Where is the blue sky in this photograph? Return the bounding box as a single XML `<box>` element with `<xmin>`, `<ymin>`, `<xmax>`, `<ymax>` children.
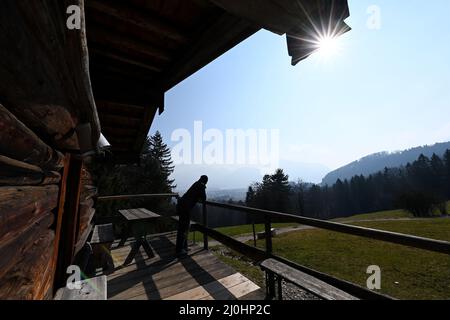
<box><xmin>150</xmin><ymin>0</ymin><xmax>450</xmax><ymax>181</ymax></box>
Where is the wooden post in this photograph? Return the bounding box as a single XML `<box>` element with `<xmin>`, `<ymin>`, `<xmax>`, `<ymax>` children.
<box><xmin>264</xmin><ymin>214</ymin><xmax>275</xmax><ymax>297</ymax></box>
<box><xmin>54</xmin><ymin>155</ymin><xmax>83</xmax><ymax>289</ymax></box>
<box><xmin>264</xmin><ymin>215</ymin><xmax>272</xmax><ymax>255</ymax></box>
<box><xmin>202</xmin><ymin>202</ymin><xmax>208</xmax><ymax>250</ymax></box>
<box><xmin>49</xmin><ymin>154</ymin><xmax>71</xmax><ymax>295</ymax></box>
<box><xmin>252</xmin><ymin>222</ymin><xmax>256</xmax><ymax>247</ymax></box>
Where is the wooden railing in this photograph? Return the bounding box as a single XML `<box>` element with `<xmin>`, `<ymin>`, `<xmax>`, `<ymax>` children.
<box><xmin>94</xmin><ymin>194</ymin><xmax>450</xmax><ymax>299</ymax></box>
<box><xmin>191</xmin><ymin>200</ymin><xmax>450</xmax><ymax>300</ymax></box>
<box><xmin>97</xmin><ymin>193</ymin><xmax>179</xmax><ymax>202</ymax></box>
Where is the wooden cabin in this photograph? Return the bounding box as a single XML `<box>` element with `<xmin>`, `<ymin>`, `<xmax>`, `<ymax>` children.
<box><xmin>0</xmin><ymin>0</ymin><xmax>350</xmax><ymax>299</ymax></box>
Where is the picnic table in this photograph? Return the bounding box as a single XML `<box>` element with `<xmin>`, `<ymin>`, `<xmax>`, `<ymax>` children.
<box><xmin>119</xmin><ymin>208</ymin><xmax>160</xmax><ymax>265</ymax></box>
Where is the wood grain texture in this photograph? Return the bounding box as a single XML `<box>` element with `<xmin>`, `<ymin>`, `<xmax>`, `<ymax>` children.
<box><xmin>0</xmin><ymin>155</ymin><xmax>62</xmax><ymax>186</ymax></box>
<box><xmin>105</xmin><ymin>232</ymin><xmax>262</xmax><ymax>300</ymax></box>
<box><xmin>0</xmin><ymin>213</ymin><xmax>54</xmax><ymax>280</ymax></box>
<box><xmin>0</xmin><ymin>105</ymin><xmax>63</xmax><ymax>170</ymax></box>
<box><xmin>261</xmin><ymin>259</ymin><xmax>358</xmax><ymax>300</ymax></box>
<box><xmin>0</xmin><ymin>230</ymin><xmax>55</xmax><ymax>300</ymax></box>
<box><xmin>119</xmin><ymin>208</ymin><xmax>160</xmax><ymax>221</ymax></box>
<box><xmin>0</xmin><ymin>185</ymin><xmax>58</xmax><ymax>245</ymax></box>
<box><xmin>0</xmin><ymin>0</ymin><xmax>100</xmax><ymax>151</ymax></box>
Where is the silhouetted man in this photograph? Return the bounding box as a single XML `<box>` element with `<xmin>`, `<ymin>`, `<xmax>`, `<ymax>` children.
<box><xmin>175</xmin><ymin>175</ymin><xmax>208</xmax><ymax>255</ymax></box>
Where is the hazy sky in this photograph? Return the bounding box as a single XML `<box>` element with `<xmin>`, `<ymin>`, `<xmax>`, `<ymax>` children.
<box><xmin>150</xmin><ymin>0</ymin><xmax>450</xmax><ymax>173</ymax></box>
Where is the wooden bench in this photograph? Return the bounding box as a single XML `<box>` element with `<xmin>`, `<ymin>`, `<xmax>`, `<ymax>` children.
<box><xmin>54</xmin><ymin>275</ymin><xmax>107</xmax><ymax>300</ymax></box>
<box><xmin>90</xmin><ymin>223</ymin><xmax>115</xmax><ymax>271</ymax></box>
<box><xmin>260</xmin><ymin>259</ymin><xmax>358</xmax><ymax>300</ymax></box>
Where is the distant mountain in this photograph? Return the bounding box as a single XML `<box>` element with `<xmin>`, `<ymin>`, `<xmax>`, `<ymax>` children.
<box><xmin>207</xmin><ymin>188</ymin><xmax>248</xmax><ymax>202</ymax></box>
<box><xmin>173</xmin><ymin>161</ymin><xmax>329</xmax><ymax>193</ymax></box>
<box><xmin>321</xmin><ymin>141</ymin><xmax>450</xmax><ymax>186</ymax></box>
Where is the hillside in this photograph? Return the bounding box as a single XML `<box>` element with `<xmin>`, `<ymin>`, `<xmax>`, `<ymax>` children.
<box><xmin>321</xmin><ymin>141</ymin><xmax>450</xmax><ymax>185</ymax></box>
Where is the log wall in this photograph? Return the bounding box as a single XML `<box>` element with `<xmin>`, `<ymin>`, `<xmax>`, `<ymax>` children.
<box><xmin>0</xmin><ymin>1</ymin><xmax>100</xmax><ymax>299</ymax></box>
<box><xmin>0</xmin><ymin>102</ymin><xmax>85</xmax><ymax>299</ymax></box>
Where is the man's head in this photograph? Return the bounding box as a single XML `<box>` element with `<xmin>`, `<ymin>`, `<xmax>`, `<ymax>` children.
<box><xmin>199</xmin><ymin>175</ymin><xmax>208</xmax><ymax>185</ymax></box>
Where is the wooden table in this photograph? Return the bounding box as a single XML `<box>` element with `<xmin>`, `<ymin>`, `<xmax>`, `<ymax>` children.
<box><xmin>119</xmin><ymin>208</ymin><xmax>160</xmax><ymax>265</ymax></box>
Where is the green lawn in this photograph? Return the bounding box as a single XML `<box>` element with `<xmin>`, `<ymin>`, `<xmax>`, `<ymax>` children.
<box><xmin>251</xmin><ymin>218</ymin><xmax>450</xmax><ymax>300</ymax></box>
<box><xmin>335</xmin><ymin>201</ymin><xmax>450</xmax><ymax>223</ymax></box>
<box><xmin>189</xmin><ymin>222</ymin><xmax>298</xmax><ymax>241</ymax></box>
<box><xmin>207</xmin><ymin>205</ymin><xmax>450</xmax><ymax>299</ymax></box>
<box><xmin>333</xmin><ymin>209</ymin><xmax>414</xmax><ymax>222</ymax></box>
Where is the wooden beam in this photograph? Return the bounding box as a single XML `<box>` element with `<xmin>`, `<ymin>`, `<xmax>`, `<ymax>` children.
<box><xmin>0</xmin><ymin>185</ymin><xmax>58</xmax><ymax>246</ymax></box>
<box><xmin>96</xmin><ymin>100</ymin><xmax>145</xmax><ymax>118</ymax></box>
<box><xmin>91</xmin><ymin>58</ymin><xmax>155</xmax><ymax>82</ymax></box>
<box><xmin>55</xmin><ymin>156</ymin><xmax>83</xmax><ymax>289</ymax></box>
<box><xmin>0</xmin><ymin>104</ymin><xmax>64</xmax><ymax>170</ymax></box>
<box><xmin>133</xmin><ymin>104</ymin><xmax>159</xmax><ymax>153</ymax></box>
<box><xmin>100</xmin><ymin>114</ymin><xmax>142</xmax><ymax>128</ymax></box>
<box><xmin>163</xmin><ymin>13</ymin><xmax>259</xmax><ymax>91</ymax></box>
<box><xmin>51</xmin><ymin>154</ymin><xmax>70</xmax><ymax>295</ymax></box>
<box><xmin>88</xmin><ymin>25</ymin><xmax>172</xmax><ymax>63</ymax></box>
<box><xmin>97</xmin><ymin>193</ymin><xmax>179</xmax><ymax>202</ymax></box>
<box><xmin>89</xmin><ymin>46</ymin><xmax>163</xmax><ymax>73</ymax></box>
<box><xmin>86</xmin><ymin>0</ymin><xmax>189</xmax><ymax>44</ymax></box>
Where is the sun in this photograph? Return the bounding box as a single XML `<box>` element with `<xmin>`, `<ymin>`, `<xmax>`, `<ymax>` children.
<box><xmin>315</xmin><ymin>35</ymin><xmax>340</xmax><ymax>58</ymax></box>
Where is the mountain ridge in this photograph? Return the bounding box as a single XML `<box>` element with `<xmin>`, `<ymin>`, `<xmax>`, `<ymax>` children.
<box><xmin>321</xmin><ymin>141</ymin><xmax>450</xmax><ymax>186</ymax></box>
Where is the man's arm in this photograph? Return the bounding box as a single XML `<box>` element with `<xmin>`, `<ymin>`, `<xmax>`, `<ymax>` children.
<box><xmin>199</xmin><ymin>184</ymin><xmax>206</xmax><ymax>203</ymax></box>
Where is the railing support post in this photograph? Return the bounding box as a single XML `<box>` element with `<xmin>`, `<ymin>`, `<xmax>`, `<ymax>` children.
<box><xmin>264</xmin><ymin>215</ymin><xmax>275</xmax><ymax>297</ymax></box>
<box><xmin>202</xmin><ymin>202</ymin><xmax>208</xmax><ymax>250</ymax></box>
<box><xmin>264</xmin><ymin>215</ymin><xmax>272</xmax><ymax>255</ymax></box>
<box><xmin>252</xmin><ymin>222</ymin><xmax>257</xmax><ymax>247</ymax></box>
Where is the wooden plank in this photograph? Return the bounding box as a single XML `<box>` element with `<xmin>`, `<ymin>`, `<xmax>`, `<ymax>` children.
<box><xmin>55</xmin><ymin>156</ymin><xmax>83</xmax><ymax>288</ymax></box>
<box><xmin>50</xmin><ymin>153</ymin><xmax>70</xmax><ymax>296</ymax></box>
<box><xmin>88</xmin><ymin>25</ymin><xmax>171</xmax><ymax>63</ymax></box>
<box><xmin>0</xmin><ymin>185</ymin><xmax>58</xmax><ymax>245</ymax></box>
<box><xmin>117</xmin><ymin>264</ymin><xmax>234</xmax><ymax>300</ymax></box>
<box><xmin>90</xmin><ymin>47</ymin><xmax>163</xmax><ymax>73</ymax></box>
<box><xmin>98</xmin><ymin>193</ymin><xmax>178</xmax><ymax>202</ymax></box>
<box><xmin>261</xmin><ymin>259</ymin><xmax>357</xmax><ymax>300</ymax></box>
<box><xmin>119</xmin><ymin>208</ymin><xmax>160</xmax><ymax>221</ymax></box>
<box><xmin>108</xmin><ymin>251</ymin><xmax>235</xmax><ymax>299</ymax></box>
<box><xmin>164</xmin><ymin>273</ymin><xmax>258</xmax><ymax>300</ymax></box>
<box><xmin>86</xmin><ymin>0</ymin><xmax>188</xmax><ymax>43</ymax></box>
<box><xmin>162</xmin><ymin>13</ymin><xmax>259</xmax><ymax>91</ymax></box>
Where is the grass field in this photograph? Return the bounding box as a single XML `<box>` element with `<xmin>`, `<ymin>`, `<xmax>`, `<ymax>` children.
<box><xmin>333</xmin><ymin>209</ymin><xmax>414</xmax><ymax>222</ymax></box>
<box><xmin>210</xmin><ymin>206</ymin><xmax>450</xmax><ymax>300</ymax></box>
<box><xmin>253</xmin><ymin>218</ymin><xmax>450</xmax><ymax>300</ymax></box>
<box><xmin>189</xmin><ymin>222</ymin><xmax>298</xmax><ymax>241</ymax></box>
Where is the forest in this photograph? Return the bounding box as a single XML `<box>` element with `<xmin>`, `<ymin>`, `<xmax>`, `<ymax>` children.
<box><xmin>246</xmin><ymin>151</ymin><xmax>450</xmax><ymax>219</ymax></box>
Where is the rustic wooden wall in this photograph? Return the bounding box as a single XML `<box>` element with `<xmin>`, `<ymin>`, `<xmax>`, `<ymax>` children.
<box><xmin>0</xmin><ymin>0</ymin><xmax>101</xmax><ymax>299</ymax></box>
<box><xmin>0</xmin><ymin>105</ymin><xmax>64</xmax><ymax>299</ymax></box>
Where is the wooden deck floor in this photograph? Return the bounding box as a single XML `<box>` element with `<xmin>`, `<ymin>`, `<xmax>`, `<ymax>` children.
<box><xmin>99</xmin><ymin>232</ymin><xmax>265</xmax><ymax>300</ymax></box>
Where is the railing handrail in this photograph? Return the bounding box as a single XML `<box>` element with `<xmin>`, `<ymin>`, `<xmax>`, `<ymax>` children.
<box><xmin>205</xmin><ymin>200</ymin><xmax>450</xmax><ymax>255</ymax></box>
<box><xmin>97</xmin><ymin>193</ymin><xmax>179</xmax><ymax>202</ymax></box>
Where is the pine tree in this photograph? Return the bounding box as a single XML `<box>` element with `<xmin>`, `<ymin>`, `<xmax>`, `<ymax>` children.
<box><xmin>245</xmin><ymin>186</ymin><xmax>255</xmax><ymax>206</ymax></box>
<box><xmin>444</xmin><ymin>149</ymin><xmax>450</xmax><ymax>199</ymax></box>
<box><xmin>149</xmin><ymin>131</ymin><xmax>175</xmax><ymax>191</ymax></box>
